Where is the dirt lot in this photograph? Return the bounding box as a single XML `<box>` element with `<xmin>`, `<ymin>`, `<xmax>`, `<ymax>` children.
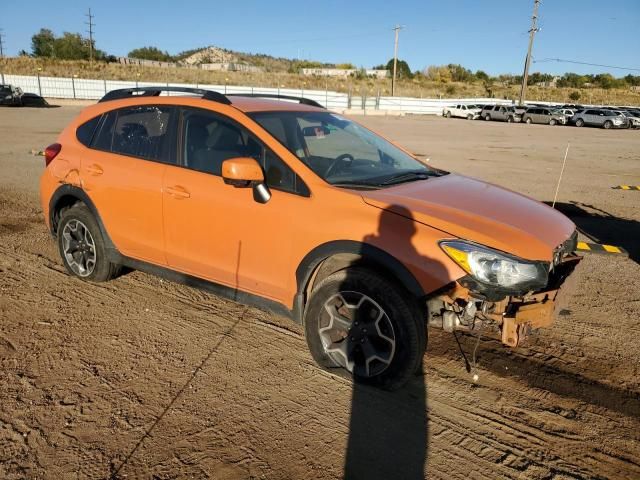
<box><xmin>1</xmin><ymin>105</ymin><xmax>639</xmax><ymax>480</ymax></box>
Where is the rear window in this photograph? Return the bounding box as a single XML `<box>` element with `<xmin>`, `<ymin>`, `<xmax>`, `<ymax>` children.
<box><xmin>76</xmin><ymin>115</ymin><xmax>102</xmax><ymax>147</ymax></box>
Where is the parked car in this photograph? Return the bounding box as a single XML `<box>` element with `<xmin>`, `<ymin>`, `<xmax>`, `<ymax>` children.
<box><xmin>571</xmin><ymin>109</ymin><xmax>626</xmax><ymax>129</ymax></box>
<box><xmin>619</xmin><ymin>110</ymin><xmax>640</xmax><ymax>129</ymax></box>
<box><xmin>480</xmin><ymin>104</ymin><xmax>521</xmax><ymax>123</ymax></box>
<box><xmin>521</xmin><ymin>107</ymin><xmax>567</xmax><ymax>126</ymax></box>
<box><xmin>556</xmin><ymin>108</ymin><xmax>575</xmax><ymax>117</ymax></box>
<box><xmin>442</xmin><ymin>104</ymin><xmax>482</xmax><ymax>120</ymax></box>
<box><xmin>0</xmin><ymin>84</ymin><xmax>49</xmax><ymax>107</ymax></box>
<box><xmin>39</xmin><ymin>87</ymin><xmax>581</xmax><ymax>390</ymax></box>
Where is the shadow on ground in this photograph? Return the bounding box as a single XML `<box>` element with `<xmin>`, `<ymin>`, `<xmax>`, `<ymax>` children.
<box><xmin>545</xmin><ymin>201</ymin><xmax>640</xmax><ymax>264</ymax></box>
<box><xmin>429</xmin><ymin>331</ymin><xmax>640</xmax><ymax>419</ymax></box>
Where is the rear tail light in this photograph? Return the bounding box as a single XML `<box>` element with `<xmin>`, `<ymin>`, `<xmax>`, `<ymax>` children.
<box><xmin>44</xmin><ymin>143</ymin><xmax>61</xmax><ymax>167</ymax></box>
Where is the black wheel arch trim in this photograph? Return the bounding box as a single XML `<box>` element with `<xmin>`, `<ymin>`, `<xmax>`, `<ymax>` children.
<box><xmin>293</xmin><ymin>240</ymin><xmax>425</xmax><ymax>323</ymax></box>
<box><xmin>48</xmin><ymin>184</ymin><xmax>118</xmax><ymax>254</ymax></box>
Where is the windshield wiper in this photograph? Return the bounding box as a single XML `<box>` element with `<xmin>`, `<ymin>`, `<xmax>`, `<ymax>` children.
<box><xmin>330</xmin><ymin>180</ymin><xmax>383</xmax><ymax>189</ymax></box>
<box><xmin>381</xmin><ymin>170</ymin><xmax>434</xmax><ymax>186</ymax></box>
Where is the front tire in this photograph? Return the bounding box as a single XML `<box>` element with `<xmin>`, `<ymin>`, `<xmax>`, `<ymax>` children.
<box><xmin>575</xmin><ymin>118</ymin><xmax>585</xmax><ymax>127</ymax></box>
<box><xmin>525</xmin><ymin>117</ymin><xmax>532</xmax><ymax>124</ymax></box>
<box><xmin>467</xmin><ymin>114</ymin><xmax>474</xmax><ymax>120</ymax></box>
<box><xmin>304</xmin><ymin>268</ymin><xmax>425</xmax><ymax>390</ymax></box>
<box><xmin>603</xmin><ymin>120</ymin><xmax>613</xmax><ymax>129</ymax></box>
<box><xmin>549</xmin><ymin>118</ymin><xmax>557</xmax><ymax>126</ymax></box>
<box><xmin>484</xmin><ymin>114</ymin><xmax>491</xmax><ymax>121</ymax></box>
<box><xmin>446</xmin><ymin>111</ymin><xmax>452</xmax><ymax>118</ymax></box>
<box><xmin>57</xmin><ymin>204</ymin><xmax>121</xmax><ymax>282</ymax></box>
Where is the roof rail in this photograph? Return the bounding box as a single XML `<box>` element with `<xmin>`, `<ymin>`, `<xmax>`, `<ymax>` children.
<box><xmin>99</xmin><ymin>86</ymin><xmax>231</xmax><ymax>104</ymax></box>
<box><xmin>226</xmin><ymin>93</ymin><xmax>325</xmax><ymax>109</ymax></box>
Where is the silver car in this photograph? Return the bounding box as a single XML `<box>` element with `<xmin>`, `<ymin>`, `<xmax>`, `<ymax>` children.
<box><xmin>480</xmin><ymin>105</ymin><xmax>521</xmax><ymax>123</ymax></box>
<box><xmin>522</xmin><ymin>107</ymin><xmax>567</xmax><ymax>126</ymax></box>
<box><xmin>571</xmin><ymin>109</ymin><xmax>626</xmax><ymax>129</ymax></box>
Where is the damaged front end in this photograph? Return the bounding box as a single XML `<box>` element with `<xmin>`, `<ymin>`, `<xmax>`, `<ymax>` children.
<box><xmin>430</xmin><ymin>235</ymin><xmax>581</xmax><ymax>348</ymax></box>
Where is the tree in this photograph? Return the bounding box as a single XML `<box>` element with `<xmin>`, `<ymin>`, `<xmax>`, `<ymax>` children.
<box><xmin>128</xmin><ymin>46</ymin><xmax>174</xmax><ymax>62</ymax></box>
<box><xmin>475</xmin><ymin>70</ymin><xmax>489</xmax><ymax>82</ymax></box>
<box><xmin>385</xmin><ymin>59</ymin><xmax>412</xmax><ymax>79</ymax></box>
<box><xmin>423</xmin><ymin>65</ymin><xmax>452</xmax><ymax>83</ymax></box>
<box><xmin>447</xmin><ymin>64</ymin><xmax>474</xmax><ymax>82</ymax></box>
<box><xmin>31</xmin><ymin>28</ymin><xmax>55</xmax><ymax>57</ymax></box>
<box><xmin>623</xmin><ymin>74</ymin><xmax>640</xmax><ymax>86</ymax></box>
<box><xmin>30</xmin><ymin>28</ymin><xmax>105</xmax><ymax>60</ymax></box>
<box><xmin>528</xmin><ymin>72</ymin><xmax>554</xmax><ymax>84</ymax></box>
<box><xmin>54</xmin><ymin>32</ymin><xmax>89</xmax><ymax>60</ymax></box>
<box><xmin>569</xmin><ymin>91</ymin><xmax>581</xmax><ymax>102</ymax></box>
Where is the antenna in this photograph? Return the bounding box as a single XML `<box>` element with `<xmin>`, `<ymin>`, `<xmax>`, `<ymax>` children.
<box><xmin>552</xmin><ymin>142</ymin><xmax>571</xmax><ymax>208</ymax></box>
<box><xmin>85</xmin><ymin>8</ymin><xmax>95</xmax><ymax>63</ymax></box>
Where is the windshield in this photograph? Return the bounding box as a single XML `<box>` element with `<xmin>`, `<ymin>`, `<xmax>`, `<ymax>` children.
<box><xmin>249</xmin><ymin>111</ymin><xmax>441</xmax><ymax>187</ymax></box>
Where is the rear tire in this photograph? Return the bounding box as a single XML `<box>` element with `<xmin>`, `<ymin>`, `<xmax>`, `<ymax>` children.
<box><xmin>57</xmin><ymin>204</ymin><xmax>121</xmax><ymax>282</ymax></box>
<box><xmin>603</xmin><ymin>120</ymin><xmax>613</xmax><ymax>129</ymax></box>
<box><xmin>304</xmin><ymin>268</ymin><xmax>425</xmax><ymax>391</ymax></box>
<box><xmin>575</xmin><ymin>118</ymin><xmax>585</xmax><ymax>127</ymax></box>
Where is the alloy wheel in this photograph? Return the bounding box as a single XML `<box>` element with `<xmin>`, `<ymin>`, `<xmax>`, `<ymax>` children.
<box><xmin>61</xmin><ymin>219</ymin><xmax>97</xmax><ymax>277</ymax></box>
<box><xmin>318</xmin><ymin>291</ymin><xmax>396</xmax><ymax>378</ymax></box>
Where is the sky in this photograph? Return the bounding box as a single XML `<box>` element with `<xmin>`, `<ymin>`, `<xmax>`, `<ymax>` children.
<box><xmin>2</xmin><ymin>0</ymin><xmax>639</xmax><ymax>76</ymax></box>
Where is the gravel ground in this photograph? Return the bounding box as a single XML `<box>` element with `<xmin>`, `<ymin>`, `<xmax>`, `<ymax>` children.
<box><xmin>1</xmin><ymin>105</ymin><xmax>639</xmax><ymax>479</ymax></box>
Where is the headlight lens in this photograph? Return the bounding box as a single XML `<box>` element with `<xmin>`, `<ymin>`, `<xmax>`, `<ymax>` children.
<box><xmin>440</xmin><ymin>240</ymin><xmax>548</xmax><ymax>290</ymax></box>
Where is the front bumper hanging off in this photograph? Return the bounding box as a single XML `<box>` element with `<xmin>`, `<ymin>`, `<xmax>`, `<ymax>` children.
<box><xmin>432</xmin><ymin>256</ymin><xmax>582</xmax><ymax>347</ymax></box>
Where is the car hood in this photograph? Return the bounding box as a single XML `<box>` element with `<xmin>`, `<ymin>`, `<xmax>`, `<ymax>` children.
<box><xmin>361</xmin><ymin>174</ymin><xmax>575</xmax><ymax>261</ymax></box>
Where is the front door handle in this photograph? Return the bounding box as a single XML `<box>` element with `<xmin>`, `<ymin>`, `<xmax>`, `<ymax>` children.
<box><xmin>86</xmin><ymin>164</ymin><xmax>103</xmax><ymax>176</ymax></box>
<box><xmin>165</xmin><ymin>185</ymin><xmax>191</xmax><ymax>199</ymax></box>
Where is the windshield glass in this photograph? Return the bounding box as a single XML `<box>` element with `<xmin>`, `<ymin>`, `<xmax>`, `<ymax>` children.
<box><xmin>249</xmin><ymin>111</ymin><xmax>440</xmax><ymax>187</ymax></box>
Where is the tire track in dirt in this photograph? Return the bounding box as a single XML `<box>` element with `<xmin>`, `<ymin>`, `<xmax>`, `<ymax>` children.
<box><xmin>2</xmin><ymin>127</ymin><xmax>640</xmax><ymax>480</ymax></box>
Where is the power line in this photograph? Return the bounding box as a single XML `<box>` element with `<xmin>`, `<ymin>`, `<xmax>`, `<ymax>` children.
<box><xmin>85</xmin><ymin>8</ymin><xmax>95</xmax><ymax>63</ymax></box>
<box><xmin>391</xmin><ymin>25</ymin><xmax>404</xmax><ymax>97</ymax></box>
<box><xmin>518</xmin><ymin>0</ymin><xmax>540</xmax><ymax>106</ymax></box>
<box><xmin>533</xmin><ymin>58</ymin><xmax>640</xmax><ymax>72</ymax></box>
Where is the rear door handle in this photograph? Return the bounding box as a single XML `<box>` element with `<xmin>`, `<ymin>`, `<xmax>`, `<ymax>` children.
<box><xmin>165</xmin><ymin>185</ymin><xmax>191</xmax><ymax>199</ymax></box>
<box><xmin>86</xmin><ymin>164</ymin><xmax>103</xmax><ymax>176</ymax></box>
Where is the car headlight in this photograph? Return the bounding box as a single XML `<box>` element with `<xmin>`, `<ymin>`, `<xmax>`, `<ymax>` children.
<box><xmin>440</xmin><ymin>240</ymin><xmax>549</xmax><ymax>292</ymax></box>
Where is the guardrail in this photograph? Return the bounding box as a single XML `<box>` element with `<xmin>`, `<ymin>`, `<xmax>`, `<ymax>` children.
<box><xmin>1</xmin><ymin>72</ymin><xmax>510</xmax><ymax>114</ymax></box>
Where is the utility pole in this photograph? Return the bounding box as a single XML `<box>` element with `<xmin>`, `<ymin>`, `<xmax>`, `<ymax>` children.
<box><xmin>0</xmin><ymin>29</ymin><xmax>5</xmax><ymax>85</ymax></box>
<box><xmin>85</xmin><ymin>8</ymin><xmax>95</xmax><ymax>63</ymax></box>
<box><xmin>391</xmin><ymin>25</ymin><xmax>403</xmax><ymax>97</ymax></box>
<box><xmin>518</xmin><ymin>0</ymin><xmax>540</xmax><ymax>106</ymax></box>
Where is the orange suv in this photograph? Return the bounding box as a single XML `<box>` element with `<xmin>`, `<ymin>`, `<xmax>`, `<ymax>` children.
<box><xmin>40</xmin><ymin>87</ymin><xmax>580</xmax><ymax>389</ymax></box>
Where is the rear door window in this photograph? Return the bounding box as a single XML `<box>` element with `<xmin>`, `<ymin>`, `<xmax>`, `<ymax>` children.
<box><xmin>92</xmin><ymin>106</ymin><xmax>175</xmax><ymax>163</ymax></box>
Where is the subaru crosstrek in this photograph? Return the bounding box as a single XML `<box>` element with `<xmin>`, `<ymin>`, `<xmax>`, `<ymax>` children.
<box><xmin>40</xmin><ymin>87</ymin><xmax>580</xmax><ymax>390</ymax></box>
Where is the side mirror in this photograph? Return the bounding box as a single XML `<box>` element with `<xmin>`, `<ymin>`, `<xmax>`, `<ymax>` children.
<box><xmin>221</xmin><ymin>157</ymin><xmax>271</xmax><ymax>204</ymax></box>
